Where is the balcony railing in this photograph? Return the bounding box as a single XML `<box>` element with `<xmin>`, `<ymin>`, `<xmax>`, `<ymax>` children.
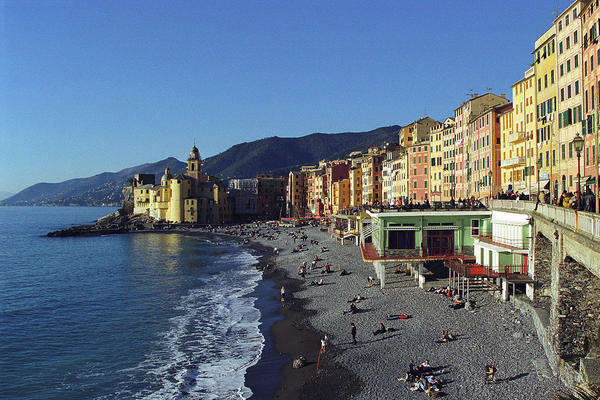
<box><xmin>490</xmin><ymin>199</ymin><xmax>600</xmax><ymax>241</ymax></box>
<box><xmin>500</xmin><ymin>157</ymin><xmax>526</xmax><ymax>168</ymax></box>
<box><xmin>476</xmin><ymin>231</ymin><xmax>530</xmax><ymax>250</ymax></box>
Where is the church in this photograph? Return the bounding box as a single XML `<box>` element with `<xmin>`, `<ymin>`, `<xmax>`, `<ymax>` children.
<box><xmin>132</xmin><ymin>145</ymin><xmax>230</xmax><ymax>224</ymax></box>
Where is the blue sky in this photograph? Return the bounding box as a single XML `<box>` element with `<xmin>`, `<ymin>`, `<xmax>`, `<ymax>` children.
<box><xmin>1</xmin><ymin>0</ymin><xmax>573</xmax><ymax>193</ymax></box>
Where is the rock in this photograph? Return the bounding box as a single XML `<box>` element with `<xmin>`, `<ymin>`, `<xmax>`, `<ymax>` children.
<box><xmin>293</xmin><ymin>356</ymin><xmax>306</xmax><ymax>369</ymax></box>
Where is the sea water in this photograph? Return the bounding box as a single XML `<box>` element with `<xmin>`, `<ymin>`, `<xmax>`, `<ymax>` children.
<box><xmin>0</xmin><ymin>207</ymin><xmax>281</xmax><ymax>399</ymax></box>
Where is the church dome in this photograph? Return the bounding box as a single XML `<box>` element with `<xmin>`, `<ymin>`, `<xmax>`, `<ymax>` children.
<box><xmin>189</xmin><ymin>145</ymin><xmax>200</xmax><ymax>160</ymax></box>
<box><xmin>161</xmin><ymin>167</ymin><xmax>172</xmax><ymax>186</ymax></box>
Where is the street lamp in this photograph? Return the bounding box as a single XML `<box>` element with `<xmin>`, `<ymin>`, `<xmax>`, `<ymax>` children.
<box><xmin>572</xmin><ymin>133</ymin><xmax>585</xmax><ymax>210</ymax></box>
<box><xmin>536</xmin><ymin>156</ymin><xmax>543</xmax><ymax>202</ymax></box>
<box><xmin>488</xmin><ymin>170</ymin><xmax>493</xmax><ymax>201</ymax></box>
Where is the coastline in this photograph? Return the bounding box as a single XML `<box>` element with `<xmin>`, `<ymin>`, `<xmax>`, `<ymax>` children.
<box><xmin>185</xmin><ymin>230</ymin><xmax>363</xmax><ymax>399</ymax></box>
<box><xmin>45</xmin><ymin>220</ymin><xmax>565</xmax><ymax>399</ymax></box>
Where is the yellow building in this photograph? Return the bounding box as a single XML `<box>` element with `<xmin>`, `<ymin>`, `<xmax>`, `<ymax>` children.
<box><xmin>441</xmin><ymin>118</ymin><xmax>456</xmax><ymax>201</ymax></box>
<box><xmin>502</xmin><ymin>67</ymin><xmax>538</xmax><ymax>194</ymax></box>
<box><xmin>132</xmin><ymin>145</ymin><xmax>230</xmax><ymax>224</ymax></box>
<box><xmin>534</xmin><ymin>26</ymin><xmax>558</xmax><ymax>198</ymax></box>
<box><xmin>429</xmin><ymin>120</ymin><xmax>445</xmax><ymax>202</ymax></box>
<box><xmin>349</xmin><ymin>160</ymin><xmax>363</xmax><ymax>207</ymax></box>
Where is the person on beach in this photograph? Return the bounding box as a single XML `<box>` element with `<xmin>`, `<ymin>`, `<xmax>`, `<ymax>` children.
<box><xmin>347</xmin><ymin>294</ymin><xmax>364</xmax><ymax>303</ymax></box>
<box><xmin>484</xmin><ymin>364</ymin><xmax>497</xmax><ymax>383</ymax></box>
<box><xmin>441</xmin><ymin>330</ymin><xmax>454</xmax><ymax>342</ymax></box>
<box><xmin>280</xmin><ymin>296</ymin><xmax>285</xmax><ymax>307</ymax></box>
<box><xmin>367</xmin><ymin>276</ymin><xmax>376</xmax><ymax>287</ymax></box>
<box><xmin>372</xmin><ymin>322</ymin><xmax>387</xmax><ymax>335</ymax></box>
<box><xmin>320</xmin><ymin>334</ymin><xmax>329</xmax><ymax>351</ymax></box>
<box><xmin>386</xmin><ymin>313</ymin><xmax>409</xmax><ymax>320</ymax></box>
<box><xmin>340</xmin><ymin>269</ymin><xmax>350</xmax><ymax>276</ymax></box>
<box><xmin>280</xmin><ymin>285</ymin><xmax>285</xmax><ymax>297</ymax></box>
<box><xmin>343</xmin><ymin>302</ymin><xmax>358</xmax><ymax>314</ymax></box>
<box><xmin>351</xmin><ymin>323</ymin><xmax>357</xmax><ymax>344</ymax></box>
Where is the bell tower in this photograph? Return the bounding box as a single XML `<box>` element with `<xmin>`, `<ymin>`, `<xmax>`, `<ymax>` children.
<box><xmin>187</xmin><ymin>144</ymin><xmax>203</xmax><ymax>182</ymax></box>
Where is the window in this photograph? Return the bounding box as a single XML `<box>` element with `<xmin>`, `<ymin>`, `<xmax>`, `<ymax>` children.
<box><xmin>568</xmin><ymin>85</ymin><xmax>572</xmax><ymax>98</ymax></box>
<box><xmin>545</xmin><ymin>74</ymin><xmax>548</xmax><ymax>88</ymax></box>
<box><xmin>559</xmin><ymin>41</ymin><xmax>564</xmax><ymax>54</ymax></box>
<box><xmin>566</xmin><ymin>15</ymin><xmax>570</xmax><ymax>25</ymax></box>
<box><xmin>560</xmin><ymin>64</ymin><xmax>564</xmax><ymax>76</ymax></box>
<box><xmin>567</xmin><ymin>36</ymin><xmax>571</xmax><ymax>49</ymax></box>
<box><xmin>559</xmin><ymin>21</ymin><xmax>563</xmax><ymax>31</ymax></box>
<box><xmin>593</xmin><ymin>55</ymin><xmax>596</xmax><ymax>72</ymax></box>
<box><xmin>471</xmin><ymin>220</ymin><xmax>480</xmax><ymax>236</ymax></box>
<box><xmin>414</xmin><ymin>181</ymin><xmax>417</xmax><ymax>188</ymax></box>
<box><xmin>575</xmin><ymin>80</ymin><xmax>580</xmax><ymax>95</ymax></box>
<box><xmin>388</xmin><ymin>231</ymin><xmax>415</xmax><ymax>250</ymax></box>
<box><xmin>551</xmin><ymin>70</ymin><xmax>555</xmax><ymax>83</ymax></box>
<box><xmin>575</xmin><ymin>55</ymin><xmax>579</xmax><ymax>68</ymax></box>
<box><xmin>574</xmin><ymin>30</ymin><xmax>578</xmax><ymax>44</ymax></box>
<box><xmin>567</xmin><ymin>59</ymin><xmax>571</xmax><ymax>72</ymax></box>
<box><xmin>561</xmin><ymin>88</ymin><xmax>565</xmax><ymax>101</ymax></box>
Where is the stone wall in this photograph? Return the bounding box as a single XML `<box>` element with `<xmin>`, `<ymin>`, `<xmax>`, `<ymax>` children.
<box><xmin>534</xmin><ymin>232</ymin><xmax>552</xmax><ymax>311</ymax></box>
<box><xmin>555</xmin><ymin>256</ymin><xmax>600</xmax><ymax>364</ymax></box>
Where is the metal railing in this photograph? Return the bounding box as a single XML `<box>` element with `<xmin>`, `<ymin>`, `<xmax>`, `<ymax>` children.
<box><xmin>490</xmin><ymin>199</ymin><xmax>600</xmax><ymax>240</ymax></box>
<box><xmin>476</xmin><ymin>231</ymin><xmax>530</xmax><ymax>250</ymax></box>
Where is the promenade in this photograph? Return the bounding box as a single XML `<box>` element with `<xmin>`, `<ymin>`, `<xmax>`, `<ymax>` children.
<box><xmin>245</xmin><ymin>224</ymin><xmax>564</xmax><ymax>399</ymax></box>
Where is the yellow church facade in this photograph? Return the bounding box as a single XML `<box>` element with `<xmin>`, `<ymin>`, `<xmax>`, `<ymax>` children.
<box><xmin>132</xmin><ymin>145</ymin><xmax>230</xmax><ymax>224</ymax></box>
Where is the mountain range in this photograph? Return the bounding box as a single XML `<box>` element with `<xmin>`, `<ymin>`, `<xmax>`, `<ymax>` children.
<box><xmin>2</xmin><ymin>125</ymin><xmax>400</xmax><ymax>206</ymax></box>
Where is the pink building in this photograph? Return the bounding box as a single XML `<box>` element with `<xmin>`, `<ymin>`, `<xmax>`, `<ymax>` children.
<box><xmin>469</xmin><ymin>103</ymin><xmax>511</xmax><ymax>199</ymax></box>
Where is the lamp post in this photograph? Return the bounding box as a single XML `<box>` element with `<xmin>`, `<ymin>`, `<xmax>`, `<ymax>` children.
<box><xmin>536</xmin><ymin>156</ymin><xmax>542</xmax><ymax>202</ymax></box>
<box><xmin>488</xmin><ymin>170</ymin><xmax>493</xmax><ymax>203</ymax></box>
<box><xmin>572</xmin><ymin>133</ymin><xmax>585</xmax><ymax>210</ymax></box>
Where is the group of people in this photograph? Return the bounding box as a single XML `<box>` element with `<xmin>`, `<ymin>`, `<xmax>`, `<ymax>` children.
<box><xmin>553</xmin><ymin>188</ymin><xmax>596</xmax><ymax>212</ymax></box>
<box><xmin>397</xmin><ymin>360</ymin><xmax>445</xmax><ymax>397</ymax></box>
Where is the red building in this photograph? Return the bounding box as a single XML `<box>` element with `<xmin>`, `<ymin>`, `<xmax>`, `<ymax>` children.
<box><xmin>408</xmin><ymin>141</ymin><xmax>431</xmax><ymax>202</ymax></box>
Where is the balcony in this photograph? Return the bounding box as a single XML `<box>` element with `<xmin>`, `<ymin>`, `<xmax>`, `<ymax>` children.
<box><xmin>510</xmin><ymin>132</ymin><xmax>528</xmax><ymax>144</ymax></box>
<box><xmin>501</xmin><ymin>157</ymin><xmax>526</xmax><ymax>168</ymax></box>
<box><xmin>476</xmin><ymin>231</ymin><xmax>530</xmax><ymax>250</ymax></box>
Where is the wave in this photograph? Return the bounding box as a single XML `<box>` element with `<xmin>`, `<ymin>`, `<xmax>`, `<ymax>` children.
<box><xmin>122</xmin><ymin>250</ymin><xmax>264</xmax><ymax>400</ymax></box>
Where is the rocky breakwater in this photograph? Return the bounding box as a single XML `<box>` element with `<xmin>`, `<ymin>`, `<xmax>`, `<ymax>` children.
<box><xmin>47</xmin><ymin>210</ymin><xmax>168</xmax><ymax>237</ymax></box>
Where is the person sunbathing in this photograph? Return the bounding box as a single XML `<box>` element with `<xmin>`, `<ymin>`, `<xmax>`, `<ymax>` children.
<box><xmin>343</xmin><ymin>302</ymin><xmax>358</xmax><ymax>314</ymax></box>
<box><xmin>367</xmin><ymin>276</ymin><xmax>376</xmax><ymax>287</ymax></box>
<box><xmin>340</xmin><ymin>269</ymin><xmax>350</xmax><ymax>276</ymax></box>
<box><xmin>387</xmin><ymin>313</ymin><xmax>410</xmax><ymax>320</ymax></box>
<box><xmin>309</xmin><ymin>278</ymin><xmax>324</xmax><ymax>286</ymax></box>
<box><xmin>418</xmin><ymin>360</ymin><xmax>431</xmax><ymax>372</ymax></box>
<box><xmin>347</xmin><ymin>294</ymin><xmax>365</xmax><ymax>303</ymax></box>
<box><xmin>484</xmin><ymin>364</ymin><xmax>497</xmax><ymax>383</ymax></box>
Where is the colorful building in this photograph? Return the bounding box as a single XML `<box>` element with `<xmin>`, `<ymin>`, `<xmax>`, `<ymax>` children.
<box><xmin>429</xmin><ymin>121</ymin><xmax>445</xmax><ymax>203</ymax></box>
<box><xmin>361</xmin><ymin>148</ymin><xmax>384</xmax><ymax>206</ymax></box>
<box><xmin>556</xmin><ymin>1</ymin><xmax>583</xmax><ymax>194</ymax></box>
<box><xmin>441</xmin><ymin>118</ymin><xmax>456</xmax><ymax>201</ymax></box>
<box><xmin>454</xmin><ymin>93</ymin><xmax>509</xmax><ymax>199</ymax></box>
<box><xmin>502</xmin><ymin>69</ymin><xmax>537</xmax><ymax>195</ymax></box>
<box><xmin>349</xmin><ymin>159</ymin><xmax>363</xmax><ymax>208</ymax></box>
<box><xmin>399</xmin><ymin>117</ymin><xmax>439</xmax><ymax>148</ymax></box>
<box><xmin>468</xmin><ymin>103</ymin><xmax>510</xmax><ymax>200</ymax></box>
<box><xmin>534</xmin><ymin>26</ymin><xmax>558</xmax><ymax>199</ymax></box>
<box><xmin>132</xmin><ymin>145</ymin><xmax>230</xmax><ymax>224</ymax></box>
<box><xmin>581</xmin><ymin>0</ymin><xmax>600</xmax><ymax>201</ymax></box>
<box><xmin>407</xmin><ymin>139</ymin><xmax>430</xmax><ymax>202</ymax></box>
<box><xmin>499</xmin><ymin>104</ymin><xmax>515</xmax><ymax>193</ymax></box>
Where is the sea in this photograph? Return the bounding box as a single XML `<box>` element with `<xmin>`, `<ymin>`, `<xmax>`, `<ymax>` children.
<box><xmin>0</xmin><ymin>206</ymin><xmax>284</xmax><ymax>400</ymax></box>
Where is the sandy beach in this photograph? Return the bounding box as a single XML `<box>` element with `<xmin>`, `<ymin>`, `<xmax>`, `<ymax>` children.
<box><xmin>214</xmin><ymin>222</ymin><xmax>566</xmax><ymax>400</ymax></box>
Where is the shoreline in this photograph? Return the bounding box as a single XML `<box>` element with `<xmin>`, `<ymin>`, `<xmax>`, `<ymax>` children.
<box><xmin>50</xmin><ymin>225</ymin><xmax>363</xmax><ymax>399</ymax></box>
<box><xmin>46</xmin><ymin>221</ymin><xmax>565</xmax><ymax>399</ymax></box>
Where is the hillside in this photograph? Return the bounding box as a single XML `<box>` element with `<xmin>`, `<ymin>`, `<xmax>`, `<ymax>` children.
<box><xmin>201</xmin><ymin>125</ymin><xmax>400</xmax><ymax>179</ymax></box>
<box><xmin>2</xmin><ymin>158</ymin><xmax>186</xmax><ymax>206</ymax></box>
<box><xmin>2</xmin><ymin>125</ymin><xmax>400</xmax><ymax>206</ymax></box>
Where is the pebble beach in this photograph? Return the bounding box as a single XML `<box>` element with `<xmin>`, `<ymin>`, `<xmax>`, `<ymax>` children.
<box><xmin>216</xmin><ymin>223</ymin><xmax>566</xmax><ymax>399</ymax></box>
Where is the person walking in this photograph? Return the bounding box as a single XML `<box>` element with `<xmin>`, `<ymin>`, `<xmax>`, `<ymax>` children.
<box><xmin>351</xmin><ymin>323</ymin><xmax>357</xmax><ymax>344</ymax></box>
